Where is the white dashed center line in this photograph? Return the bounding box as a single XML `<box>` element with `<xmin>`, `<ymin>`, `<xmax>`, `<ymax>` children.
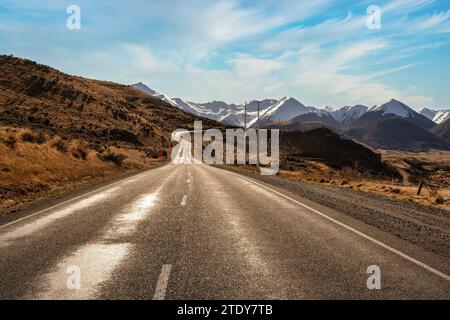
<box><xmin>153</xmin><ymin>264</ymin><xmax>172</xmax><ymax>300</ymax></box>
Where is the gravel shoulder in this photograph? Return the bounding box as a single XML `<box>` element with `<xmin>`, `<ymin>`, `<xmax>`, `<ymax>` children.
<box><xmin>219</xmin><ymin>165</ymin><xmax>450</xmax><ymax>260</ymax></box>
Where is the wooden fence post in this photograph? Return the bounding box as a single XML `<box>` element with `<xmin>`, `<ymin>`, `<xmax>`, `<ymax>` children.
<box><xmin>417</xmin><ymin>179</ymin><xmax>424</xmax><ymax>196</ymax></box>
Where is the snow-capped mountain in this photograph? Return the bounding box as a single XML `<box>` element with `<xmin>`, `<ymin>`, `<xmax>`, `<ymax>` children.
<box><xmin>131</xmin><ymin>82</ymin><xmax>366</xmax><ymax>128</ymax></box>
<box><xmin>131</xmin><ymin>83</ymin><xmax>318</xmax><ymax>127</ymax></box>
<box><xmin>418</xmin><ymin>107</ymin><xmax>437</xmax><ymax>120</ymax></box>
<box><xmin>131</xmin><ymin>83</ymin><xmax>446</xmax><ymax>132</ymax></box>
<box><xmin>434</xmin><ymin>110</ymin><xmax>450</xmax><ymax>124</ymax></box>
<box><xmin>350</xmin><ymin>99</ymin><xmax>435</xmax><ymax>130</ymax></box>
<box><xmin>132</xmin><ymin>83</ymin><xmax>242</xmax><ymax>123</ymax></box>
<box><xmin>132</xmin><ymin>82</ymin><xmax>179</xmax><ymax>107</ymax></box>
<box><xmin>249</xmin><ymin>97</ymin><xmax>316</xmax><ymax>128</ymax></box>
<box><xmin>418</xmin><ymin>108</ymin><xmax>450</xmax><ymax>124</ymax></box>
<box><xmin>325</xmin><ymin>105</ymin><xmax>369</xmax><ymax>125</ymax></box>
<box><xmin>369</xmin><ymin>99</ymin><xmax>416</xmax><ymax>118</ymax></box>
<box><xmin>344</xmin><ymin>99</ymin><xmax>450</xmax><ymax>150</ymax></box>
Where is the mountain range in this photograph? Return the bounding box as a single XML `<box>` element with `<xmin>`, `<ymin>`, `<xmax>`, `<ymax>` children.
<box><xmin>132</xmin><ymin>82</ymin><xmax>450</xmax><ymax>151</ymax></box>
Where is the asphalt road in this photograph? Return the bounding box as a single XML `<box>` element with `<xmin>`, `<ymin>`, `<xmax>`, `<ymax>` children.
<box><xmin>0</xmin><ymin>163</ymin><xmax>449</xmax><ymax>299</ymax></box>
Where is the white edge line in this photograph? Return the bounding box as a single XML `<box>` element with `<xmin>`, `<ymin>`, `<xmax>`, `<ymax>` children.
<box><xmin>153</xmin><ymin>264</ymin><xmax>172</xmax><ymax>300</ymax></box>
<box><xmin>223</xmin><ymin>168</ymin><xmax>450</xmax><ymax>282</ymax></box>
<box><xmin>0</xmin><ymin>166</ymin><xmax>166</xmax><ymax>231</ymax></box>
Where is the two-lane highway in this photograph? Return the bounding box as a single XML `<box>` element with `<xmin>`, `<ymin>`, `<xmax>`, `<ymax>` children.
<box><xmin>0</xmin><ymin>164</ymin><xmax>449</xmax><ymax>299</ymax></box>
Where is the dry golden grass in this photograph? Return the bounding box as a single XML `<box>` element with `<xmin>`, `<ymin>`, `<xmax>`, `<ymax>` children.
<box><xmin>279</xmin><ymin>168</ymin><xmax>449</xmax><ymax>211</ymax></box>
<box><xmin>0</xmin><ymin>126</ymin><xmax>162</xmax><ymax>214</ymax></box>
<box><xmin>276</xmin><ymin>150</ymin><xmax>450</xmax><ymax>210</ymax></box>
<box><xmin>349</xmin><ymin>181</ymin><xmax>449</xmax><ymax>210</ymax></box>
<box><xmin>229</xmin><ymin>155</ymin><xmax>449</xmax><ymax>211</ymax></box>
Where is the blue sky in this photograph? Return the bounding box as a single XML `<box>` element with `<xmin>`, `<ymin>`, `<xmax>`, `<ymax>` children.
<box><xmin>0</xmin><ymin>0</ymin><xmax>449</xmax><ymax>109</ymax></box>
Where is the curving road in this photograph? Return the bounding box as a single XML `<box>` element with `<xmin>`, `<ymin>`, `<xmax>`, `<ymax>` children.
<box><xmin>0</xmin><ymin>164</ymin><xmax>449</xmax><ymax>299</ymax></box>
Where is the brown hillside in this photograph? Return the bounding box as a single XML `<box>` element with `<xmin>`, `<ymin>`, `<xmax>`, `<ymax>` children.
<box><xmin>0</xmin><ymin>55</ymin><xmax>220</xmax><ymax>152</ymax></box>
<box><xmin>0</xmin><ymin>55</ymin><xmax>221</xmax><ymax>213</ymax></box>
<box><xmin>280</xmin><ymin>128</ymin><xmax>401</xmax><ymax>178</ymax></box>
<box><xmin>431</xmin><ymin>119</ymin><xmax>450</xmax><ymax>142</ymax></box>
<box><xmin>345</xmin><ymin>117</ymin><xmax>450</xmax><ymax>151</ymax></box>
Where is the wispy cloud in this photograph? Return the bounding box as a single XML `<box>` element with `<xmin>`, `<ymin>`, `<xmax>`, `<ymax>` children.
<box><xmin>0</xmin><ymin>0</ymin><xmax>449</xmax><ymax>108</ymax></box>
<box><xmin>407</xmin><ymin>9</ymin><xmax>450</xmax><ymax>32</ymax></box>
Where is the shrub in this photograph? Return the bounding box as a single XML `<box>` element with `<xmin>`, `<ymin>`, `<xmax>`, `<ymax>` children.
<box><xmin>146</xmin><ymin>150</ymin><xmax>160</xmax><ymax>159</ymax></box>
<box><xmin>435</xmin><ymin>197</ymin><xmax>445</xmax><ymax>205</ymax></box>
<box><xmin>21</xmin><ymin>129</ymin><xmax>36</xmax><ymax>143</ymax></box>
<box><xmin>51</xmin><ymin>137</ymin><xmax>69</xmax><ymax>153</ymax></box>
<box><xmin>71</xmin><ymin>144</ymin><xmax>89</xmax><ymax>160</ymax></box>
<box><xmin>89</xmin><ymin>142</ymin><xmax>105</xmax><ymax>154</ymax></box>
<box><xmin>3</xmin><ymin>133</ymin><xmax>18</xmax><ymax>149</ymax></box>
<box><xmin>35</xmin><ymin>132</ymin><xmax>47</xmax><ymax>144</ymax></box>
<box><xmin>100</xmin><ymin>152</ymin><xmax>127</xmax><ymax>166</ymax></box>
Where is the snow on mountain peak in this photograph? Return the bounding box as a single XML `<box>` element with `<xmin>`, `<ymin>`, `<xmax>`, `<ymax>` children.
<box><xmin>131</xmin><ymin>82</ymin><xmax>447</xmax><ymax>127</ymax></box>
<box><xmin>419</xmin><ymin>107</ymin><xmax>450</xmax><ymax>123</ymax></box>
<box><xmin>326</xmin><ymin>105</ymin><xmax>368</xmax><ymax>123</ymax></box>
<box><xmin>418</xmin><ymin>107</ymin><xmax>437</xmax><ymax>120</ymax></box>
<box><xmin>433</xmin><ymin>110</ymin><xmax>450</xmax><ymax>124</ymax></box>
<box><xmin>131</xmin><ymin>82</ymin><xmax>179</xmax><ymax>107</ymax></box>
<box><xmin>263</xmin><ymin>97</ymin><xmax>310</xmax><ymax>117</ymax></box>
<box><xmin>372</xmin><ymin>99</ymin><xmax>414</xmax><ymax>118</ymax></box>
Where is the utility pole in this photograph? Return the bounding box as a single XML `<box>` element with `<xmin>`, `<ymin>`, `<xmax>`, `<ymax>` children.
<box><xmin>244</xmin><ymin>101</ymin><xmax>247</xmax><ymax>131</ymax></box>
<box><xmin>257</xmin><ymin>101</ymin><xmax>260</xmax><ymax>168</ymax></box>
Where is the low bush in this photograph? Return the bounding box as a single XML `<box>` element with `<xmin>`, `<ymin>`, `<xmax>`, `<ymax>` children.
<box><xmin>146</xmin><ymin>150</ymin><xmax>160</xmax><ymax>159</ymax></box>
<box><xmin>100</xmin><ymin>152</ymin><xmax>127</xmax><ymax>166</ymax></box>
<box><xmin>71</xmin><ymin>143</ymin><xmax>89</xmax><ymax>160</ymax></box>
<box><xmin>51</xmin><ymin>137</ymin><xmax>69</xmax><ymax>153</ymax></box>
<box><xmin>35</xmin><ymin>132</ymin><xmax>47</xmax><ymax>144</ymax></box>
<box><xmin>3</xmin><ymin>133</ymin><xmax>18</xmax><ymax>149</ymax></box>
<box><xmin>21</xmin><ymin>129</ymin><xmax>36</xmax><ymax>143</ymax></box>
<box><xmin>89</xmin><ymin>142</ymin><xmax>105</xmax><ymax>154</ymax></box>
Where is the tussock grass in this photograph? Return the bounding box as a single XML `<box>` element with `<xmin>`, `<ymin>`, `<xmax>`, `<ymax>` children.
<box><xmin>0</xmin><ymin>126</ymin><xmax>159</xmax><ymax>213</ymax></box>
<box><xmin>50</xmin><ymin>136</ymin><xmax>69</xmax><ymax>153</ymax></box>
<box><xmin>99</xmin><ymin>151</ymin><xmax>127</xmax><ymax>166</ymax></box>
<box><xmin>2</xmin><ymin>132</ymin><xmax>18</xmax><ymax>149</ymax></box>
<box><xmin>20</xmin><ymin>129</ymin><xmax>36</xmax><ymax>143</ymax></box>
<box><xmin>230</xmin><ymin>156</ymin><xmax>449</xmax><ymax>211</ymax></box>
<box><xmin>70</xmin><ymin>143</ymin><xmax>89</xmax><ymax>160</ymax></box>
